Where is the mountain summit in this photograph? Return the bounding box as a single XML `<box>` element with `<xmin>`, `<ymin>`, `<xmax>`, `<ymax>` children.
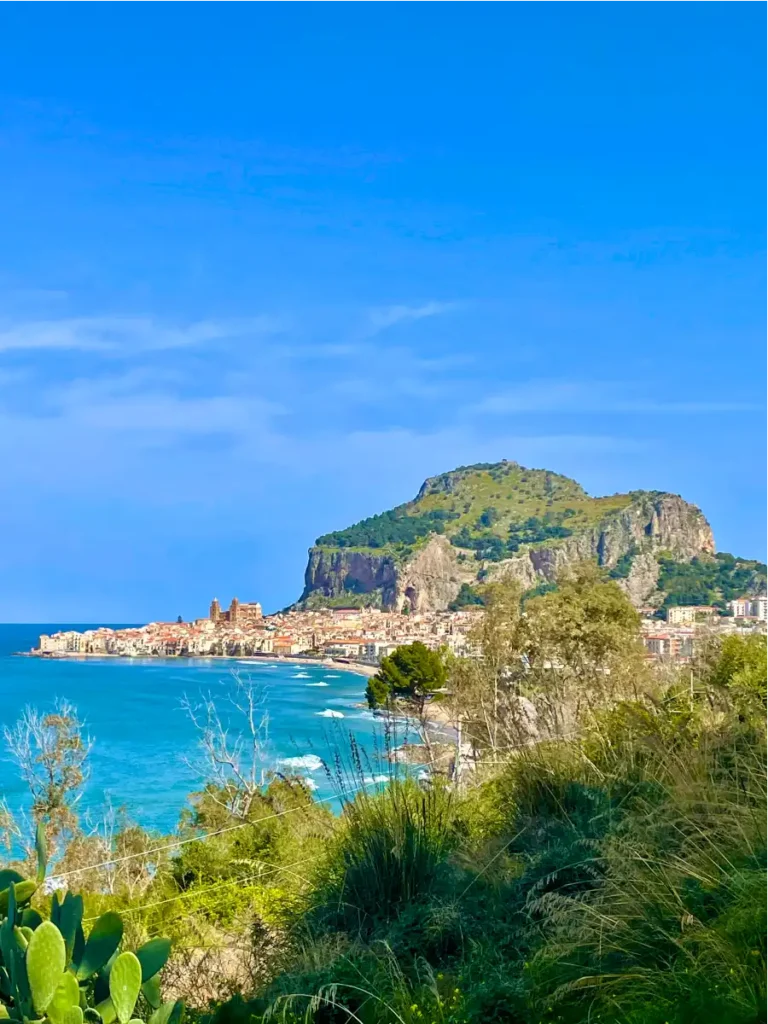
<box><xmin>297</xmin><ymin>460</ymin><xmax>716</xmax><ymax>611</ymax></box>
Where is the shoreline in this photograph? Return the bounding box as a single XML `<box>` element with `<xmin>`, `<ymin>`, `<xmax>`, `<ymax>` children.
<box><xmin>238</xmin><ymin>653</ymin><xmax>379</xmax><ymax>678</ymax></box>
<box><xmin>23</xmin><ymin>649</ymin><xmax>380</xmax><ymax>678</ymax></box>
<box><xmin>24</xmin><ymin>649</ymin><xmax>452</xmax><ymax>730</ymax></box>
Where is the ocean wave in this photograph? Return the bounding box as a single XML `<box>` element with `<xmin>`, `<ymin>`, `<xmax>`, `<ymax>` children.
<box><xmin>280</xmin><ymin>754</ymin><xmax>324</xmax><ymax>771</ymax></box>
<box><xmin>363</xmin><ymin>774</ymin><xmax>389</xmax><ymax>785</ymax></box>
<box><xmin>303</xmin><ymin>777</ymin><xmax>318</xmax><ymax>791</ymax></box>
<box><xmin>316</xmin><ymin>709</ymin><xmax>345</xmax><ymax>719</ymax></box>
<box><xmin>292</xmin><ymin>671</ymin><xmax>311</xmax><ymax>678</ymax></box>
<box><xmin>306</xmin><ymin>681</ymin><xmax>329</xmax><ymax>687</ymax></box>
<box><xmin>324</xmin><ymin>674</ymin><xmax>340</xmax><ymax>678</ymax></box>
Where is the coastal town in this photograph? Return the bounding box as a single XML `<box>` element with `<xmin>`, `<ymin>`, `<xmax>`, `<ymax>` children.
<box><xmin>35</xmin><ymin>598</ymin><xmax>481</xmax><ymax>668</ymax></box>
<box><xmin>32</xmin><ymin>593</ymin><xmax>767</xmax><ymax>667</ymax></box>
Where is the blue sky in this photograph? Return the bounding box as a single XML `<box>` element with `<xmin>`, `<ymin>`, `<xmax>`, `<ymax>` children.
<box><xmin>0</xmin><ymin>3</ymin><xmax>764</xmax><ymax>621</ymax></box>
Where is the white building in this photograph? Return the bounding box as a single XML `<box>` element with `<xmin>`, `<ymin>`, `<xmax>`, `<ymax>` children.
<box><xmin>38</xmin><ymin>634</ymin><xmax>61</xmax><ymax>653</ymax></box>
<box><xmin>360</xmin><ymin>641</ymin><xmax>399</xmax><ymax>663</ymax></box>
<box><xmin>728</xmin><ymin>596</ymin><xmax>754</xmax><ymax>618</ymax></box>
<box><xmin>666</xmin><ymin>606</ymin><xmax>716</xmax><ymax>626</ymax></box>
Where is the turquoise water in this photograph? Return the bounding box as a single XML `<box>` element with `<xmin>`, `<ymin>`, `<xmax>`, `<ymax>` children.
<box><xmin>0</xmin><ymin>624</ymin><xmax>393</xmax><ymax>834</ymax></box>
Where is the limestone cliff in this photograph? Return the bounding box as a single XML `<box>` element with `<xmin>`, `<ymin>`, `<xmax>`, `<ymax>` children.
<box><xmin>484</xmin><ymin>493</ymin><xmax>713</xmax><ymax>601</ymax></box>
<box><xmin>300</xmin><ymin>547</ymin><xmax>399</xmax><ymax>609</ymax></box>
<box><xmin>297</xmin><ymin>461</ymin><xmax>716</xmax><ymax>611</ymax></box>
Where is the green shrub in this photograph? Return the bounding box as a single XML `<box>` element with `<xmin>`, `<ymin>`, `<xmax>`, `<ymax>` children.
<box><xmin>447</xmin><ymin>585</ymin><xmax>485</xmax><ymax>611</ymax></box>
<box><xmin>309</xmin><ymin>780</ymin><xmax>458</xmax><ymax>937</ymax></box>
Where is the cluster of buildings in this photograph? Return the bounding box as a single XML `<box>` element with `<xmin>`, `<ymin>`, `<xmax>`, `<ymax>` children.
<box><xmin>33</xmin><ymin>591</ymin><xmax>766</xmax><ymax>668</ymax></box>
<box><xmin>639</xmin><ymin>595</ymin><xmax>766</xmax><ymax>663</ymax></box>
<box><xmin>35</xmin><ymin>598</ymin><xmax>484</xmax><ymax>664</ymax></box>
<box><xmin>726</xmin><ymin>595</ymin><xmax>767</xmax><ymax>621</ymax></box>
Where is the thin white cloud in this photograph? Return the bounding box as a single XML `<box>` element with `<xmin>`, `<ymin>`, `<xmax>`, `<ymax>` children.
<box><xmin>67</xmin><ymin>394</ymin><xmax>283</xmax><ymax>435</ymax></box>
<box><xmin>472</xmin><ymin>380</ymin><xmax>762</xmax><ymax>415</ymax></box>
<box><xmin>366</xmin><ymin>301</ymin><xmax>458</xmax><ymax>335</ymax></box>
<box><xmin>0</xmin><ymin>315</ymin><xmax>280</xmax><ymax>353</ymax></box>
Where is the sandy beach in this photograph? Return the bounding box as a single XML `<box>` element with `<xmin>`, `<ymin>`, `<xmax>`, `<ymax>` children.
<box><xmin>236</xmin><ymin>653</ymin><xmax>379</xmax><ymax>678</ymax></box>
<box><xmin>27</xmin><ymin>648</ymin><xmax>380</xmax><ymax>678</ymax></box>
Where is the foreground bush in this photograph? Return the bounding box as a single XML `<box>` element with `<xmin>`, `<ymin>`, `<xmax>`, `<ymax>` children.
<box><xmin>308</xmin><ymin>778</ymin><xmax>458</xmax><ymax>939</ymax></box>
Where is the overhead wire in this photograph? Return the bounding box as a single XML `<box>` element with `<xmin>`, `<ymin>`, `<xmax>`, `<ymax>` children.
<box><xmin>85</xmin><ymin>855</ymin><xmax>319</xmax><ymax>922</ymax></box>
<box><xmin>80</xmin><ymin>745</ymin><xmax>459</xmax><ymax>924</ymax></box>
<box><xmin>54</xmin><ymin>746</ymin><xmax>458</xmax><ymax>881</ymax></box>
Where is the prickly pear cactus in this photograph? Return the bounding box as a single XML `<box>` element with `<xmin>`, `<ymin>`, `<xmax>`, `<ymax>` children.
<box><xmin>27</xmin><ymin>921</ymin><xmax>66</xmax><ymax>1013</ymax></box>
<box><xmin>108</xmin><ymin>954</ymin><xmax>142</xmax><ymax>1024</ymax></box>
<box><xmin>0</xmin><ymin>823</ymin><xmax>181</xmax><ymax>1024</ymax></box>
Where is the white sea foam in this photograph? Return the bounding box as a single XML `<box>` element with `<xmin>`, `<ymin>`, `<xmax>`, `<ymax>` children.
<box><xmin>306</xmin><ymin>681</ymin><xmax>329</xmax><ymax>687</ymax></box>
<box><xmin>280</xmin><ymin>754</ymin><xmax>324</xmax><ymax>771</ymax></box>
<box><xmin>293</xmin><ymin>671</ymin><xmax>311</xmax><ymax>678</ymax></box>
<box><xmin>324</xmin><ymin>674</ymin><xmax>340</xmax><ymax>678</ymax></box>
<box><xmin>302</xmin><ymin>778</ymin><xmax>319</xmax><ymax>791</ymax></box>
<box><xmin>316</xmin><ymin>709</ymin><xmax>344</xmax><ymax>719</ymax></box>
<box><xmin>363</xmin><ymin>775</ymin><xmax>389</xmax><ymax>785</ymax></box>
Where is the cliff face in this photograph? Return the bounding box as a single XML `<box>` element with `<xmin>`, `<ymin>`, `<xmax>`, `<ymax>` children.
<box><xmin>298</xmin><ymin>463</ymin><xmax>716</xmax><ymax>611</ymax></box>
<box><xmin>300</xmin><ymin>548</ymin><xmax>399</xmax><ymax>608</ymax></box>
<box><xmin>485</xmin><ymin>493</ymin><xmax>714</xmax><ymax>604</ymax></box>
<box><xmin>300</xmin><ymin>536</ymin><xmax>476</xmax><ymax>612</ymax></box>
<box><xmin>395</xmin><ymin>535</ymin><xmax>476</xmax><ymax>613</ymax></box>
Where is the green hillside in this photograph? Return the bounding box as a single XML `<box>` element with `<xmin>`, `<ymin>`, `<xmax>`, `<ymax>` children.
<box><xmin>316</xmin><ymin>460</ymin><xmax>638</xmax><ymax>561</ymax></box>
<box><xmin>658</xmin><ymin>551</ymin><xmax>766</xmax><ymax>610</ymax></box>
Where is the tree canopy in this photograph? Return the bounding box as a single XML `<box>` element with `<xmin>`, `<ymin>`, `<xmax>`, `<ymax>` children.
<box><xmin>659</xmin><ymin>551</ymin><xmax>766</xmax><ymax>609</ymax></box>
<box><xmin>317</xmin><ymin>508</ymin><xmax>458</xmax><ymax>549</ymax></box>
<box><xmin>366</xmin><ymin>642</ymin><xmax>447</xmax><ymax>709</ymax></box>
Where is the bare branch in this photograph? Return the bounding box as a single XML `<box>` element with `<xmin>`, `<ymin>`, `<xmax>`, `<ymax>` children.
<box><xmin>182</xmin><ymin>671</ymin><xmax>274</xmax><ymax>820</ymax></box>
<box><xmin>3</xmin><ymin>698</ymin><xmax>92</xmax><ymax>858</ymax></box>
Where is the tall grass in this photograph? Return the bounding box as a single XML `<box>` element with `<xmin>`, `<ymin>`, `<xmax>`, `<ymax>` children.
<box><xmin>310</xmin><ymin>776</ymin><xmax>457</xmax><ymax>937</ymax></box>
<box><xmin>524</xmin><ymin>713</ymin><xmax>767</xmax><ymax>1023</ymax></box>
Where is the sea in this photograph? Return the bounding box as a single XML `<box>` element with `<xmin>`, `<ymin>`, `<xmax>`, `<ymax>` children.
<box><xmin>0</xmin><ymin>624</ymin><xmax>403</xmax><ymax>836</ymax></box>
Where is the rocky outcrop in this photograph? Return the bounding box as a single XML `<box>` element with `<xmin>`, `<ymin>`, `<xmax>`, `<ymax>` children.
<box><xmin>618</xmin><ymin>550</ymin><xmax>662</xmax><ymax>607</ymax></box>
<box><xmin>486</xmin><ymin>494</ymin><xmax>714</xmax><ymax>597</ymax></box>
<box><xmin>395</xmin><ymin>535</ymin><xmax>475</xmax><ymax>613</ymax></box>
<box><xmin>298</xmin><ymin>476</ymin><xmax>715</xmax><ymax>611</ymax></box>
<box><xmin>299</xmin><ymin>548</ymin><xmax>399</xmax><ymax>608</ymax></box>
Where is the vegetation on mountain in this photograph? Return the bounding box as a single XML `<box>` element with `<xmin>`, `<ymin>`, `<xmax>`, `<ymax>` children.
<box><xmin>2</xmin><ymin>566</ymin><xmax>765</xmax><ymax>1023</ymax></box>
<box><xmin>301</xmin><ymin>590</ymin><xmax>384</xmax><ymax>610</ymax></box>
<box><xmin>316</xmin><ymin>509</ymin><xmax>458</xmax><ymax>551</ymax></box>
<box><xmin>607</xmin><ymin>543</ymin><xmax>638</xmax><ymax>579</ymax></box>
<box><xmin>658</xmin><ymin>551</ymin><xmax>766</xmax><ymax>610</ymax></box>
<box><xmin>451</xmin><ymin>512</ymin><xmax>574</xmax><ymax>561</ymax></box>
<box><xmin>313</xmin><ymin>462</ymin><xmax>633</xmax><ymax>559</ymax></box>
<box><xmin>447</xmin><ymin>583</ymin><xmax>485</xmax><ymax>610</ymax></box>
